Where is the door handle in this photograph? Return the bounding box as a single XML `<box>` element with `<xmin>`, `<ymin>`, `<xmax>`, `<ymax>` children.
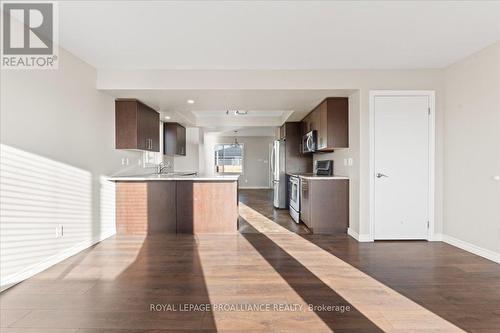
<box><xmin>376</xmin><ymin>173</ymin><xmax>388</xmax><ymax>178</ymax></box>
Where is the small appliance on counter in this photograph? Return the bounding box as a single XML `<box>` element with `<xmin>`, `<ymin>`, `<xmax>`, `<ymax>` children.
<box><xmin>315</xmin><ymin>160</ymin><xmax>334</xmax><ymax>176</ymax></box>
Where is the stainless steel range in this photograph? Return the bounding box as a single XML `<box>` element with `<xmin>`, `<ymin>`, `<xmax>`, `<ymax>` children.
<box><xmin>288</xmin><ymin>160</ymin><xmax>333</xmax><ymax>224</ymax></box>
<box><xmin>288</xmin><ymin>175</ymin><xmax>300</xmax><ymax>223</ymax></box>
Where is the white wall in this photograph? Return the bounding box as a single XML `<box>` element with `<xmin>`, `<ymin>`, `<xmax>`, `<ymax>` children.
<box><xmin>0</xmin><ymin>48</ymin><xmax>143</xmax><ymax>290</ymax></box>
<box><xmin>204</xmin><ymin>135</ymin><xmax>274</xmax><ymax>188</ymax></box>
<box><xmin>443</xmin><ymin>42</ymin><xmax>500</xmax><ymax>258</ymax></box>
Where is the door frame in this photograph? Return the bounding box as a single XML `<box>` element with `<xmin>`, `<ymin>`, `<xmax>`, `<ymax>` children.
<box><xmin>368</xmin><ymin>90</ymin><xmax>436</xmax><ymax>241</ymax></box>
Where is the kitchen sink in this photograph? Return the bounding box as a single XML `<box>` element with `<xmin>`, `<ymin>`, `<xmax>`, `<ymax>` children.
<box><xmin>156</xmin><ymin>172</ymin><xmax>198</xmax><ymax>177</ymax></box>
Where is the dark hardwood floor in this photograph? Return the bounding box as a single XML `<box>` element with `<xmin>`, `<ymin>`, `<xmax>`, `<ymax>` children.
<box><xmin>0</xmin><ymin>189</ymin><xmax>498</xmax><ymax>332</ymax></box>
<box><xmin>238</xmin><ymin>189</ymin><xmax>310</xmax><ymax>234</ymax></box>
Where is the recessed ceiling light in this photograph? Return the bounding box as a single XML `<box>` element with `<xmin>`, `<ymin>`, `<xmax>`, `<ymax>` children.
<box><xmin>187</xmin><ymin>99</ymin><xmax>195</xmax><ymax>104</ymax></box>
<box><xmin>226</xmin><ymin>110</ymin><xmax>248</xmax><ymax>116</ymax></box>
<box><xmin>164</xmin><ymin>116</ymin><xmax>171</xmax><ymax>120</ymax></box>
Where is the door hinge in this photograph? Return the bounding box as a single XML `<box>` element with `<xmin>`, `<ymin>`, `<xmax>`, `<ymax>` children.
<box><xmin>428</xmin><ymin>107</ymin><xmax>431</xmax><ymax>115</ymax></box>
<box><xmin>427</xmin><ymin>221</ymin><xmax>430</xmax><ymax>229</ymax></box>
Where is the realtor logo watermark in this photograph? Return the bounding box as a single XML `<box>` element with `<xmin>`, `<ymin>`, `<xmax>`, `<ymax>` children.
<box><xmin>1</xmin><ymin>1</ymin><xmax>58</xmax><ymax>69</ymax></box>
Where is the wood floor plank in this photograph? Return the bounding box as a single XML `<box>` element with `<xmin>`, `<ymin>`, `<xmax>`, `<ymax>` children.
<box><xmin>0</xmin><ymin>189</ymin><xmax>498</xmax><ymax>332</ymax></box>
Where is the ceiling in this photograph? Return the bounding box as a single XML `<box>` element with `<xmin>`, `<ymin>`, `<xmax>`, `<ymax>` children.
<box><xmin>59</xmin><ymin>1</ymin><xmax>500</xmax><ymax>70</ymax></box>
<box><xmin>205</xmin><ymin>127</ymin><xmax>277</xmax><ymax>137</ymax></box>
<box><xmin>104</xmin><ymin>89</ymin><xmax>355</xmax><ymax>127</ymax></box>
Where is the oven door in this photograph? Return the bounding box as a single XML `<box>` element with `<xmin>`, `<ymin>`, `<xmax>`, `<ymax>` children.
<box><xmin>289</xmin><ymin>177</ymin><xmax>300</xmax><ymax>212</ymax></box>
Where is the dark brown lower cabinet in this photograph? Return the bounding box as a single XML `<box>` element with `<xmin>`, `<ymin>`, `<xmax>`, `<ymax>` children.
<box><xmin>116</xmin><ymin>180</ymin><xmax>238</xmax><ymax>235</ymax></box>
<box><xmin>116</xmin><ymin>182</ymin><xmax>176</xmax><ymax>234</ymax></box>
<box><xmin>300</xmin><ymin>179</ymin><xmax>349</xmax><ymax>234</ymax></box>
<box><xmin>176</xmin><ymin>181</ymin><xmax>238</xmax><ymax>234</ymax></box>
<box><xmin>300</xmin><ymin>178</ymin><xmax>312</xmax><ymax>228</ymax></box>
<box><xmin>147</xmin><ymin>181</ymin><xmax>177</xmax><ymax>233</ymax></box>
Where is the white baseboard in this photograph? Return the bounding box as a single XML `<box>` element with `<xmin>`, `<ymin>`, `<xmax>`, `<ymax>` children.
<box><xmin>0</xmin><ymin>229</ymin><xmax>116</xmax><ymax>292</ymax></box>
<box><xmin>347</xmin><ymin>228</ymin><xmax>373</xmax><ymax>242</ymax></box>
<box><xmin>441</xmin><ymin>234</ymin><xmax>500</xmax><ymax>264</ymax></box>
<box><xmin>349</xmin><ymin>230</ymin><xmax>498</xmax><ymax>263</ymax></box>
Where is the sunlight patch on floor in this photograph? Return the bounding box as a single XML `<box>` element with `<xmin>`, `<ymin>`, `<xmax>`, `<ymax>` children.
<box><xmin>238</xmin><ymin>202</ymin><xmax>464</xmax><ymax>332</ymax></box>
<box><xmin>195</xmin><ymin>236</ymin><xmax>333</xmax><ymax>332</ymax></box>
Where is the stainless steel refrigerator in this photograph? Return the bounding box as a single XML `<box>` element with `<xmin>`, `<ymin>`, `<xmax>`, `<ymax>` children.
<box><xmin>271</xmin><ymin>140</ymin><xmax>287</xmax><ymax>209</ymax></box>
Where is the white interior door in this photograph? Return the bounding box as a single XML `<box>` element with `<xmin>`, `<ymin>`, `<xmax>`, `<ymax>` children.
<box><xmin>374</xmin><ymin>95</ymin><xmax>430</xmax><ymax>239</ymax></box>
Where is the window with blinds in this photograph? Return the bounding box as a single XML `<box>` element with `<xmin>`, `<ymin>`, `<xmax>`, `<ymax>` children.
<box><xmin>214</xmin><ymin>144</ymin><xmax>244</xmax><ymax>174</ymax></box>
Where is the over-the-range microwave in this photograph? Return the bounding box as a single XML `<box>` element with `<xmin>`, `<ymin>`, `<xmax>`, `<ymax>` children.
<box><xmin>302</xmin><ymin>130</ymin><xmax>317</xmax><ymax>153</ymax></box>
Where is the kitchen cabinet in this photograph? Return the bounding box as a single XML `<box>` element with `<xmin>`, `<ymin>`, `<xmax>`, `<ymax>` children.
<box><xmin>176</xmin><ymin>181</ymin><xmax>238</xmax><ymax>234</ymax></box>
<box><xmin>164</xmin><ymin>122</ymin><xmax>186</xmax><ymax>156</ymax></box>
<box><xmin>279</xmin><ymin>124</ymin><xmax>286</xmax><ymax>140</ymax></box>
<box><xmin>280</xmin><ymin>122</ymin><xmax>313</xmax><ymax>173</ymax></box>
<box><xmin>301</xmin><ymin>113</ymin><xmax>312</xmax><ymax>134</ymax></box>
<box><xmin>116</xmin><ymin>181</ymin><xmax>176</xmax><ymax>234</ymax></box>
<box><xmin>300</xmin><ymin>178</ymin><xmax>311</xmax><ymax>228</ymax></box>
<box><xmin>309</xmin><ymin>106</ymin><xmax>321</xmax><ymax>134</ymax></box>
<box><xmin>115</xmin><ymin>99</ymin><xmax>160</xmax><ymax>152</ymax></box>
<box><xmin>301</xmin><ymin>97</ymin><xmax>349</xmax><ymax>151</ymax></box>
<box><xmin>300</xmin><ymin>178</ymin><xmax>349</xmax><ymax>234</ymax></box>
<box><xmin>116</xmin><ymin>180</ymin><xmax>238</xmax><ymax>234</ymax></box>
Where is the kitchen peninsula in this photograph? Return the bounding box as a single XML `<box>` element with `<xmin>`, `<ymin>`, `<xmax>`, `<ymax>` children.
<box><xmin>108</xmin><ymin>173</ymin><xmax>239</xmax><ymax>235</ymax></box>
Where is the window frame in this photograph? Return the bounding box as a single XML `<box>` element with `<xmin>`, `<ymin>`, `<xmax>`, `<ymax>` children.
<box><xmin>214</xmin><ymin>143</ymin><xmax>245</xmax><ymax>175</ymax></box>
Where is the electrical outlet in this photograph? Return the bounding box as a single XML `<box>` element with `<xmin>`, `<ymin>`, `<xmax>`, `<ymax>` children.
<box><xmin>55</xmin><ymin>225</ymin><xmax>64</xmax><ymax>238</ymax></box>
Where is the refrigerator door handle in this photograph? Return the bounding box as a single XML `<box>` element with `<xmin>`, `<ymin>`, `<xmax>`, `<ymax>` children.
<box><xmin>270</xmin><ymin>145</ymin><xmax>275</xmax><ymax>176</ymax></box>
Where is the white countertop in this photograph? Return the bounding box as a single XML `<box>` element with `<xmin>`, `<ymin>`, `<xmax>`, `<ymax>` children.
<box><xmin>299</xmin><ymin>175</ymin><xmax>349</xmax><ymax>180</ymax></box>
<box><xmin>108</xmin><ymin>173</ymin><xmax>240</xmax><ymax>181</ymax></box>
<box><xmin>287</xmin><ymin>173</ymin><xmax>349</xmax><ymax>180</ymax></box>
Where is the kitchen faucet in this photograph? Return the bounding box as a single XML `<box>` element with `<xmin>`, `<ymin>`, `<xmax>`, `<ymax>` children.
<box><xmin>156</xmin><ymin>161</ymin><xmax>170</xmax><ymax>174</ymax></box>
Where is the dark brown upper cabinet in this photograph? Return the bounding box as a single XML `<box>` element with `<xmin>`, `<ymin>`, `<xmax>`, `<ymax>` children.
<box><xmin>164</xmin><ymin>122</ymin><xmax>186</xmax><ymax>156</ymax></box>
<box><xmin>301</xmin><ymin>97</ymin><xmax>348</xmax><ymax>152</ymax></box>
<box><xmin>115</xmin><ymin>99</ymin><xmax>160</xmax><ymax>152</ymax></box>
<box><xmin>279</xmin><ymin>122</ymin><xmax>313</xmax><ymax>173</ymax></box>
<box><xmin>279</xmin><ymin>123</ymin><xmax>286</xmax><ymax>140</ymax></box>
